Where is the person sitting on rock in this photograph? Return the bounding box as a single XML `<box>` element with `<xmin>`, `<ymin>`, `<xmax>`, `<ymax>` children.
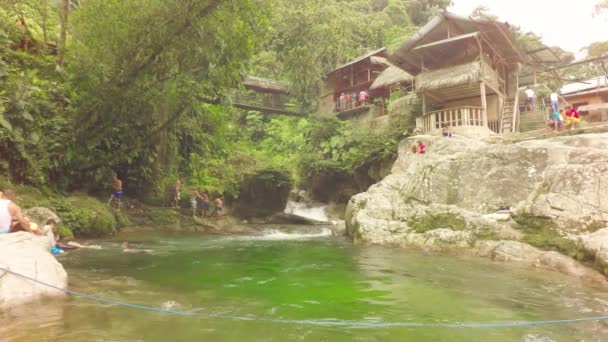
<box><xmin>0</xmin><ymin>189</ymin><xmax>43</xmax><ymax>236</ymax></box>
<box><xmin>42</xmin><ymin>219</ymin><xmax>64</xmax><ymax>255</ymax></box>
<box><xmin>417</xmin><ymin>141</ymin><xmax>426</xmax><ymax>154</ymax></box>
<box><xmin>442</xmin><ymin>125</ymin><xmax>453</xmax><ymax>137</ymax></box>
<box><xmin>410</xmin><ymin>143</ymin><xmax>419</xmax><ymax>154</ymax></box>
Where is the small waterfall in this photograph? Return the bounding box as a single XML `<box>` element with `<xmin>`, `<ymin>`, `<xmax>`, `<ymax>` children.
<box><xmin>283</xmin><ymin>200</ymin><xmax>330</xmax><ymax>223</ymax></box>
<box><xmin>283</xmin><ymin>190</ymin><xmax>330</xmax><ymax>223</ymax></box>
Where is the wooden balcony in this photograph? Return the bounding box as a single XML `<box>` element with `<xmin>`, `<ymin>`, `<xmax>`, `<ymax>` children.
<box><xmin>419</xmin><ymin>106</ymin><xmax>487</xmax><ymax>133</ymax></box>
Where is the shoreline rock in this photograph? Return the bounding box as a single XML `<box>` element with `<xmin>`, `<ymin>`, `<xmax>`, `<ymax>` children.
<box><xmin>0</xmin><ymin>232</ymin><xmax>68</xmax><ymax>309</ymax></box>
<box><xmin>346</xmin><ymin>132</ymin><xmax>608</xmax><ymax>283</ymax></box>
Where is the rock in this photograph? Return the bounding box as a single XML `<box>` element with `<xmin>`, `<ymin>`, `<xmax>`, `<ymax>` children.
<box><xmin>23</xmin><ymin>207</ymin><xmax>61</xmax><ymax>226</ymax></box>
<box><xmin>485</xmin><ymin>240</ymin><xmax>542</xmax><ymax>263</ymax></box>
<box><xmin>346</xmin><ymin>132</ymin><xmax>608</xmax><ymax>282</ymax></box>
<box><xmin>535</xmin><ymin>251</ymin><xmax>605</xmax><ymax>283</ymax></box>
<box><xmin>473</xmin><ymin>240</ymin><xmax>606</xmax><ymax>283</ymax></box>
<box><xmin>232</xmin><ymin>169</ymin><xmax>293</xmax><ymax>218</ymax></box>
<box><xmin>0</xmin><ymin>232</ymin><xmax>68</xmax><ymax>308</ymax></box>
<box><xmin>578</xmin><ymin>228</ymin><xmax>608</xmax><ymax>273</ymax></box>
<box><xmin>483</xmin><ymin>212</ymin><xmax>511</xmax><ymax>222</ymax></box>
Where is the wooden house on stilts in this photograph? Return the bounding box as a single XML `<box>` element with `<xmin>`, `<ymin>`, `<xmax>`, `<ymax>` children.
<box><xmin>390</xmin><ymin>12</ymin><xmax>526</xmax><ymax>137</ymax></box>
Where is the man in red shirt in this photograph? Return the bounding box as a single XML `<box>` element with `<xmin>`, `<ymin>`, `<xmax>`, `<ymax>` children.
<box><xmin>565</xmin><ymin>106</ymin><xmax>581</xmax><ymax>130</ymax></box>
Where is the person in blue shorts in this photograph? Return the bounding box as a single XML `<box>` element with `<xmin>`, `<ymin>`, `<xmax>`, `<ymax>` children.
<box><xmin>108</xmin><ymin>174</ymin><xmax>123</xmax><ymax>209</ymax></box>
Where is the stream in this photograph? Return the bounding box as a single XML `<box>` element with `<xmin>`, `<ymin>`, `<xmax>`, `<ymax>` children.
<box><xmin>2</xmin><ymin>226</ymin><xmax>608</xmax><ymax>341</ymax></box>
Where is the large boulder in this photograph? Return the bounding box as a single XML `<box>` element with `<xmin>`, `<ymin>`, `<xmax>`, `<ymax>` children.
<box><xmin>346</xmin><ymin>132</ymin><xmax>608</xmax><ymax>280</ymax></box>
<box><xmin>232</xmin><ymin>169</ymin><xmax>293</xmax><ymax>218</ymax></box>
<box><xmin>0</xmin><ymin>232</ymin><xmax>68</xmax><ymax>308</ymax></box>
<box><xmin>23</xmin><ymin>207</ymin><xmax>61</xmax><ymax>226</ymax></box>
<box><xmin>578</xmin><ymin>228</ymin><xmax>608</xmax><ymax>274</ymax></box>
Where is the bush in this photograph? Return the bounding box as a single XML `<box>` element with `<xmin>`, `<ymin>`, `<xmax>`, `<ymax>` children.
<box><xmin>9</xmin><ymin>183</ymin><xmax>118</xmax><ymax>237</ymax></box>
<box><xmin>143</xmin><ymin>206</ymin><xmax>181</xmax><ymax>226</ymax></box>
<box><xmin>61</xmin><ymin>196</ymin><xmax>117</xmax><ymax>237</ymax></box>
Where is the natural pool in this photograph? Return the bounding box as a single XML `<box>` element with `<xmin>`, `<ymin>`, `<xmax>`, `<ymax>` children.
<box><xmin>3</xmin><ymin>227</ymin><xmax>608</xmax><ymax>341</ymax></box>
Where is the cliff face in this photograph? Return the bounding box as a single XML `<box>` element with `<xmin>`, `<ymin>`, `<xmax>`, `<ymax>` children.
<box><xmin>346</xmin><ymin>132</ymin><xmax>608</xmax><ymax>281</ymax></box>
<box><xmin>0</xmin><ymin>232</ymin><xmax>68</xmax><ymax>308</ymax></box>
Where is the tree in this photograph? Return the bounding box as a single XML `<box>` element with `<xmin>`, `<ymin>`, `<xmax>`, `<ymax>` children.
<box><xmin>405</xmin><ymin>0</ymin><xmax>451</xmax><ymax>25</ymax></box>
<box><xmin>470</xmin><ymin>5</ymin><xmax>497</xmax><ymax>20</ymax></box>
<box><xmin>584</xmin><ymin>41</ymin><xmax>608</xmax><ymax>57</ymax></box>
<box><xmin>63</xmin><ymin>0</ymin><xmax>270</xmax><ymax>192</ymax></box>
<box><xmin>55</xmin><ymin>0</ymin><xmax>69</xmax><ymax>69</ymax></box>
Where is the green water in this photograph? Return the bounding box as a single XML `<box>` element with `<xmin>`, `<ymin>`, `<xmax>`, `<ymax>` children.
<box><xmin>3</xmin><ymin>228</ymin><xmax>608</xmax><ymax>341</ymax></box>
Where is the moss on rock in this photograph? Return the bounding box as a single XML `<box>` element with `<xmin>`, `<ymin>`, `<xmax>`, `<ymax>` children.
<box><xmin>513</xmin><ymin>214</ymin><xmax>577</xmax><ymax>257</ymax></box>
<box><xmin>408</xmin><ymin>212</ymin><xmax>467</xmax><ymax>234</ymax></box>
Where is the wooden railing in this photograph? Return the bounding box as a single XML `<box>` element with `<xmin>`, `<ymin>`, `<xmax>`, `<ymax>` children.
<box><xmin>420</xmin><ymin>106</ymin><xmax>485</xmax><ymax>133</ymax></box>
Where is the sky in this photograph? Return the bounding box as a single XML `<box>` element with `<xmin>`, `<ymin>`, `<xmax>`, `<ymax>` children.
<box><xmin>449</xmin><ymin>0</ymin><xmax>608</xmax><ymax>59</ymax></box>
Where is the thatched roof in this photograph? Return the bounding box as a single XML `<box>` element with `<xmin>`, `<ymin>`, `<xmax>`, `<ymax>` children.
<box><xmin>370</xmin><ymin>65</ymin><xmax>413</xmax><ymax>90</ymax></box>
<box><xmin>390</xmin><ymin>12</ymin><xmax>525</xmax><ymax>75</ymax></box>
<box><xmin>326</xmin><ymin>48</ymin><xmax>387</xmax><ymax>76</ymax></box>
<box><xmin>417</xmin><ymin>61</ymin><xmax>481</xmax><ymax>92</ymax></box>
<box><xmin>244</xmin><ymin>76</ymin><xmax>289</xmax><ymax>94</ymax></box>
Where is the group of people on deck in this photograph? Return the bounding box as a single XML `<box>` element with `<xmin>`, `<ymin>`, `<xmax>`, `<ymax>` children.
<box><xmin>337</xmin><ymin>90</ymin><xmax>369</xmax><ymax>112</ymax></box>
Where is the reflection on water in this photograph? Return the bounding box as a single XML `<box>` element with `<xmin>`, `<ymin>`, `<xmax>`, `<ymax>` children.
<box><xmin>3</xmin><ymin>228</ymin><xmax>608</xmax><ymax>341</ymax></box>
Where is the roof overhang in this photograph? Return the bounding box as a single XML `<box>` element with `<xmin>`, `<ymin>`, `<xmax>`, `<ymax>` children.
<box><xmin>389</xmin><ymin>12</ymin><xmax>525</xmax><ymax>75</ymax></box>
<box><xmin>325</xmin><ymin>48</ymin><xmax>387</xmax><ymax>78</ymax></box>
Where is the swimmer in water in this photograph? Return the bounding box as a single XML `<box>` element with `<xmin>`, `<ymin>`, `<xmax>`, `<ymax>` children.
<box><xmin>121</xmin><ymin>242</ymin><xmax>152</xmax><ymax>254</ymax></box>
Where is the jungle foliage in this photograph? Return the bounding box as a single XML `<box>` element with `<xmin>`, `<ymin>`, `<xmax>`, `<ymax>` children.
<box><xmin>1</xmin><ymin>0</ymin><xmax>601</xmax><ymax>228</ymax></box>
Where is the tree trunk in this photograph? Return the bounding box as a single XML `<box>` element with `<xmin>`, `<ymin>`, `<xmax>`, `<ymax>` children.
<box><xmin>56</xmin><ymin>0</ymin><xmax>69</xmax><ymax>71</ymax></box>
<box><xmin>41</xmin><ymin>0</ymin><xmax>48</xmax><ymax>50</ymax></box>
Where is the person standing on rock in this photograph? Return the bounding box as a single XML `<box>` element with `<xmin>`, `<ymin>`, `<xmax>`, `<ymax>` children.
<box><xmin>200</xmin><ymin>190</ymin><xmax>211</xmax><ymax>218</ymax></box>
<box><xmin>214</xmin><ymin>194</ymin><xmax>224</xmax><ymax>221</ymax></box>
<box><xmin>550</xmin><ymin>91</ymin><xmax>559</xmax><ymax>114</ymax></box>
<box><xmin>0</xmin><ymin>189</ymin><xmax>43</xmax><ymax>235</ymax></box>
<box><xmin>174</xmin><ymin>178</ymin><xmax>182</xmax><ymax>208</ymax></box>
<box><xmin>108</xmin><ymin>174</ymin><xmax>123</xmax><ymax>209</ymax></box>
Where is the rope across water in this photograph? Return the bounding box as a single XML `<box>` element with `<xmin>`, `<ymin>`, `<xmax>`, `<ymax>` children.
<box><xmin>3</xmin><ymin>266</ymin><xmax>608</xmax><ymax>329</ymax></box>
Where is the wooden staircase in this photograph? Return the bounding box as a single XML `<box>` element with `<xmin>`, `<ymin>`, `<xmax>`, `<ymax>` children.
<box><xmin>519</xmin><ymin>110</ymin><xmax>547</xmax><ymax>132</ymax></box>
<box><xmin>500</xmin><ymin>99</ymin><xmax>517</xmax><ymax>133</ymax></box>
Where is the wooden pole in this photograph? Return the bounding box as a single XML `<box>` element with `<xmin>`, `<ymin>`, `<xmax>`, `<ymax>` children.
<box><xmin>422</xmin><ymin>93</ymin><xmax>426</xmax><ymax>116</ymax></box>
<box><xmin>480</xmin><ymin>82</ymin><xmax>487</xmax><ymax>128</ymax></box>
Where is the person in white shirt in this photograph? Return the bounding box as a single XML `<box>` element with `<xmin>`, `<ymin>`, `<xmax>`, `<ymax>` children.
<box><xmin>550</xmin><ymin>92</ymin><xmax>559</xmax><ymax>114</ymax></box>
<box><xmin>525</xmin><ymin>87</ymin><xmax>535</xmax><ymax>111</ymax></box>
<box><xmin>0</xmin><ymin>189</ymin><xmax>43</xmax><ymax>235</ymax></box>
